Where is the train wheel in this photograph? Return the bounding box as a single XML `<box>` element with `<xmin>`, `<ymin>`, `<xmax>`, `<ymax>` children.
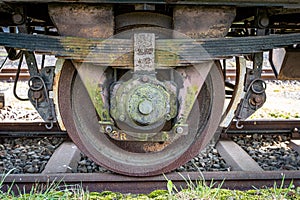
<box><xmin>57</xmin><ymin>58</ymin><xmax>224</xmax><ymax>176</ymax></box>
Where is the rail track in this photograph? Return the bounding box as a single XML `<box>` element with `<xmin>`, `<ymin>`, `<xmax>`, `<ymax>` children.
<box><xmin>0</xmin><ymin>67</ymin><xmax>275</xmax><ymax>81</ymax></box>
<box><xmin>0</xmin><ymin>120</ymin><xmax>299</xmax><ymax>194</ymax></box>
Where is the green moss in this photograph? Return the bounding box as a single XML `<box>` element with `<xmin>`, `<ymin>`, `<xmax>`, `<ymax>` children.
<box><xmin>0</xmin><ymin>187</ymin><xmax>299</xmax><ymax>200</ymax></box>
<box><xmin>91</xmin><ymin>190</ymin><xmax>123</xmax><ymax>199</ymax></box>
<box><xmin>0</xmin><ymin>169</ymin><xmax>299</xmax><ymax>200</ymax></box>
<box><xmin>148</xmin><ymin>190</ymin><xmax>168</xmax><ymax>199</ymax></box>
<box><xmin>85</xmin><ymin>81</ymin><xmax>110</xmax><ymax>121</ymax></box>
<box><xmin>181</xmin><ymin>85</ymin><xmax>199</xmax><ymax>123</ymax></box>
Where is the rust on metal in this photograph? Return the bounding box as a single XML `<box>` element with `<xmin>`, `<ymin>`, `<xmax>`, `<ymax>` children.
<box><xmin>173</xmin><ymin>6</ymin><xmax>236</xmax><ymax>39</ymax></box>
<box><xmin>0</xmin><ymin>122</ymin><xmax>66</xmax><ymax>137</ymax></box>
<box><xmin>0</xmin><ymin>68</ymin><xmax>30</xmax><ymax>81</ymax></box>
<box><xmin>48</xmin><ymin>4</ymin><xmax>114</xmax><ymax>38</ymax></box>
<box><xmin>225</xmin><ymin>120</ymin><xmax>300</xmax><ymax>135</ymax></box>
<box><xmin>0</xmin><ymin>93</ymin><xmax>4</xmax><ymax>109</ymax></box>
<box><xmin>57</xmin><ymin>58</ymin><xmax>225</xmax><ymax>176</ymax></box>
<box><xmin>115</xmin><ymin>12</ymin><xmax>172</xmax><ymax>32</ymax></box>
<box><xmin>134</xmin><ymin>33</ymin><xmax>155</xmax><ymax>72</ymax></box>
<box><xmin>1</xmin><ymin>171</ymin><xmax>300</xmax><ymax>194</ymax></box>
<box><xmin>0</xmin><ymin>0</ymin><xmax>300</xmax><ymax>5</ymax></box>
<box><xmin>271</xmin><ymin>48</ymin><xmax>300</xmax><ymax>80</ymax></box>
<box><xmin>0</xmin><ymin>122</ymin><xmax>61</xmax><ymax>131</ymax></box>
<box><xmin>1</xmin><ymin>120</ymin><xmax>298</xmax><ymax>137</ymax></box>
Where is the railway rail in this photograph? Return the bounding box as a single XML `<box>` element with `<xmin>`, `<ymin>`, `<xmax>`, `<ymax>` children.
<box><xmin>0</xmin><ymin>120</ymin><xmax>299</xmax><ymax>194</ymax></box>
<box><xmin>0</xmin><ymin>120</ymin><xmax>299</xmax><ymax>137</ymax></box>
<box><xmin>1</xmin><ymin>171</ymin><xmax>300</xmax><ymax>194</ymax></box>
<box><xmin>0</xmin><ymin>67</ymin><xmax>276</xmax><ymax>81</ymax></box>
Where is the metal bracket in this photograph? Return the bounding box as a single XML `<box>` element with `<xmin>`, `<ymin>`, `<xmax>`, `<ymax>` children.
<box><xmin>25</xmin><ymin>52</ymin><xmax>56</xmax><ymax>129</ymax></box>
<box><xmin>234</xmin><ymin>53</ymin><xmax>267</xmax><ymax>129</ymax></box>
<box><xmin>102</xmin><ymin>123</ymin><xmax>189</xmax><ymax>142</ymax></box>
<box><xmin>134</xmin><ymin>33</ymin><xmax>155</xmax><ymax>73</ymax></box>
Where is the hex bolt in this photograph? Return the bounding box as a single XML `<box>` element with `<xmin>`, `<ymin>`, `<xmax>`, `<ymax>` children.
<box><xmin>176</xmin><ymin>126</ymin><xmax>184</xmax><ymax>134</ymax></box>
<box><xmin>105</xmin><ymin>126</ymin><xmax>113</xmax><ymax>133</ymax></box>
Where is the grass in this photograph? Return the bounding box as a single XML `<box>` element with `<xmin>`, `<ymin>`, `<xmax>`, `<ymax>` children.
<box><xmin>0</xmin><ymin>170</ymin><xmax>299</xmax><ymax>199</ymax></box>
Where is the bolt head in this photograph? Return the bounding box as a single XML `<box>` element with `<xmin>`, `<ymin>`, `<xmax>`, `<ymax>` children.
<box><xmin>138</xmin><ymin>100</ymin><xmax>153</xmax><ymax>115</ymax></box>
<box><xmin>176</xmin><ymin>126</ymin><xmax>184</xmax><ymax>134</ymax></box>
<box><xmin>105</xmin><ymin>126</ymin><xmax>113</xmax><ymax>133</ymax></box>
<box><xmin>259</xmin><ymin>16</ymin><xmax>269</xmax><ymax>28</ymax></box>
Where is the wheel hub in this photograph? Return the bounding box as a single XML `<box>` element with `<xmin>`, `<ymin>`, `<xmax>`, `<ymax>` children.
<box><xmin>138</xmin><ymin>99</ymin><xmax>153</xmax><ymax>115</ymax></box>
<box><xmin>127</xmin><ymin>83</ymin><xmax>169</xmax><ymax>126</ymax></box>
<box><xmin>110</xmin><ymin>74</ymin><xmax>177</xmax><ymax>135</ymax></box>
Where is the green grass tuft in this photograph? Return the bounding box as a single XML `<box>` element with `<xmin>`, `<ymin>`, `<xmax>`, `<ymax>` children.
<box><xmin>0</xmin><ymin>170</ymin><xmax>299</xmax><ymax>199</ymax></box>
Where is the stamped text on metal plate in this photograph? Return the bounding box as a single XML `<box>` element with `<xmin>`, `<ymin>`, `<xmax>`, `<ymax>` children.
<box><xmin>134</xmin><ymin>33</ymin><xmax>155</xmax><ymax>72</ymax></box>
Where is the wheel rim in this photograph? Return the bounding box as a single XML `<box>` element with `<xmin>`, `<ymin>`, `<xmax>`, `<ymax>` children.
<box><xmin>58</xmin><ymin>59</ymin><xmax>224</xmax><ymax>176</ymax></box>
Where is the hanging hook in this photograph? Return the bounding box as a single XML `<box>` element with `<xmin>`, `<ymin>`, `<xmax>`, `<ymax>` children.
<box><xmin>45</xmin><ymin>120</ymin><xmax>53</xmax><ymax>130</ymax></box>
<box><xmin>235</xmin><ymin>119</ymin><xmax>244</xmax><ymax>129</ymax></box>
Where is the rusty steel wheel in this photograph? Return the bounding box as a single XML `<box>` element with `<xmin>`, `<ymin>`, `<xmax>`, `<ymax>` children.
<box><xmin>58</xmin><ymin>59</ymin><xmax>224</xmax><ymax>176</ymax></box>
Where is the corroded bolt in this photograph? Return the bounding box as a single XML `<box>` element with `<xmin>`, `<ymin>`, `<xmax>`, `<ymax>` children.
<box><xmin>249</xmin><ymin>95</ymin><xmax>263</xmax><ymax>106</ymax></box>
<box><xmin>176</xmin><ymin>126</ymin><xmax>184</xmax><ymax>134</ymax></box>
<box><xmin>255</xmin><ymin>96</ymin><xmax>262</xmax><ymax>102</ymax></box>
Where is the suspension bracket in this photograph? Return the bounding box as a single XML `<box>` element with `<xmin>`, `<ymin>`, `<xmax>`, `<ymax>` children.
<box><xmin>234</xmin><ymin>53</ymin><xmax>267</xmax><ymax>128</ymax></box>
<box><xmin>25</xmin><ymin>52</ymin><xmax>56</xmax><ymax>129</ymax></box>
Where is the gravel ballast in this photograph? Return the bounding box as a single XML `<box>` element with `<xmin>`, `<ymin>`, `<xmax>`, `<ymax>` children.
<box><xmin>76</xmin><ymin>142</ymin><xmax>230</xmax><ymax>173</ymax></box>
<box><xmin>232</xmin><ymin>134</ymin><xmax>300</xmax><ymax>171</ymax></box>
<box><xmin>0</xmin><ymin>137</ymin><xmax>64</xmax><ymax>174</ymax></box>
